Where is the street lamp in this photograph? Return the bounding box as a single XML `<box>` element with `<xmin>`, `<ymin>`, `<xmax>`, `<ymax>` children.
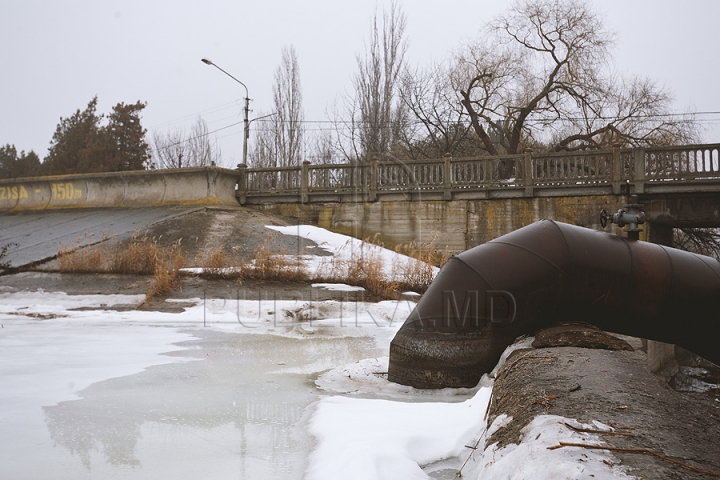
<box><xmin>201</xmin><ymin>58</ymin><xmax>250</xmax><ymax>165</ymax></box>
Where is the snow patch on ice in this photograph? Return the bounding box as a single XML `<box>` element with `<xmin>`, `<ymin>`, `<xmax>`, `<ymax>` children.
<box><xmin>312</xmin><ymin>283</ymin><xmax>366</xmax><ymax>292</ymax></box>
<box><xmin>306</xmin><ymin>387</ymin><xmax>492</xmax><ymax>480</ymax></box>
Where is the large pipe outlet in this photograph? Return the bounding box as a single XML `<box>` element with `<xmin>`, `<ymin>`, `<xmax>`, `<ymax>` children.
<box><xmin>388</xmin><ymin>220</ymin><xmax>720</xmax><ymax>388</ymax></box>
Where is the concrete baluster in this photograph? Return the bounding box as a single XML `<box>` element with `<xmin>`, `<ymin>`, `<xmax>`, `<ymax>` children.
<box><xmin>369</xmin><ymin>157</ymin><xmax>378</xmax><ymax>202</ymax></box>
<box><xmin>301</xmin><ymin>161</ymin><xmax>310</xmax><ymax>204</ymax></box>
<box><xmin>443</xmin><ymin>153</ymin><xmax>452</xmax><ymax>200</ymax></box>
<box><xmin>523</xmin><ymin>148</ymin><xmax>534</xmax><ymax>196</ymax></box>
<box><xmin>611</xmin><ymin>143</ymin><xmax>622</xmax><ymax>194</ymax></box>
<box><xmin>633</xmin><ymin>148</ymin><xmax>646</xmax><ymax>194</ymax></box>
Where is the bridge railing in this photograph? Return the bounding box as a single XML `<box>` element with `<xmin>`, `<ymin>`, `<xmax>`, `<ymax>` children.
<box><xmin>531</xmin><ymin>150</ymin><xmax>613</xmax><ymax>186</ymax></box>
<box><xmin>644</xmin><ymin>144</ymin><xmax>720</xmax><ymax>181</ymax></box>
<box><xmin>237</xmin><ymin>143</ymin><xmax>720</xmax><ymax>203</ymax></box>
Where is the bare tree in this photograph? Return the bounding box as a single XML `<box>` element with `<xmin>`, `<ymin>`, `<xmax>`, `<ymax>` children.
<box><xmin>250</xmin><ymin>45</ymin><xmax>304</xmax><ymax>168</ymax></box>
<box><xmin>674</xmin><ymin>228</ymin><xmax>720</xmax><ymax>260</ymax></box>
<box><xmin>454</xmin><ymin>0</ymin><xmax>696</xmax><ymax>156</ymax></box>
<box><xmin>334</xmin><ymin>1</ymin><xmax>408</xmax><ymax>162</ymax></box>
<box><xmin>399</xmin><ymin>63</ymin><xmax>478</xmax><ymax>159</ymax></box>
<box><xmin>306</xmin><ymin>129</ymin><xmax>338</xmax><ymax>164</ymax></box>
<box><xmin>152</xmin><ymin>117</ymin><xmax>221</xmax><ymax>169</ymax></box>
<box><xmin>275</xmin><ymin>45</ymin><xmax>304</xmax><ymax>166</ymax></box>
<box><xmin>152</xmin><ymin>128</ymin><xmax>188</xmax><ymax>169</ymax></box>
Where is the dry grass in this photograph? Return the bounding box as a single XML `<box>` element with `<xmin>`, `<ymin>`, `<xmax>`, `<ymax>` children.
<box><xmin>392</xmin><ymin>239</ymin><xmax>451</xmax><ymax>292</ymax></box>
<box><xmin>143</xmin><ymin>244</ymin><xmax>185</xmax><ymax>303</ymax></box>
<box><xmin>57</xmin><ymin>244</ymin><xmax>107</xmax><ymax>272</ymax></box>
<box><xmin>315</xmin><ymin>242</ymin><xmax>400</xmax><ymax>299</ymax></box>
<box><xmin>310</xmin><ymin>234</ymin><xmax>448</xmax><ymax>299</ymax></box>
<box><xmin>193</xmin><ymin>236</ymin><xmax>309</xmax><ymax>283</ymax></box>
<box><xmin>247</xmin><ymin>235</ymin><xmax>308</xmax><ymax>282</ymax></box>
<box><xmin>58</xmin><ymin>232</ymin><xmax>187</xmax><ymax>305</ymax></box>
<box><xmin>196</xmin><ymin>248</ymin><xmax>236</xmax><ymax>279</ymax></box>
<box><xmin>54</xmin><ymin>230</ymin><xmax>448</xmax><ymax>301</ymax></box>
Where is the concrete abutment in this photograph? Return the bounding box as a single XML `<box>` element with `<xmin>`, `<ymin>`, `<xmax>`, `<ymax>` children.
<box><xmin>250</xmin><ymin>194</ymin><xmax>631</xmax><ymax>253</ymax></box>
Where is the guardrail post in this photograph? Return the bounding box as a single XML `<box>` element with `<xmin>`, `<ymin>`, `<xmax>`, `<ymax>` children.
<box><xmin>235</xmin><ymin>163</ymin><xmax>247</xmax><ymax>205</ymax></box>
<box><xmin>633</xmin><ymin>148</ymin><xmax>646</xmax><ymax>194</ymax></box>
<box><xmin>443</xmin><ymin>153</ymin><xmax>452</xmax><ymax>200</ymax></box>
<box><xmin>369</xmin><ymin>157</ymin><xmax>378</xmax><ymax>202</ymax></box>
<box><xmin>301</xmin><ymin>161</ymin><xmax>310</xmax><ymax>203</ymax></box>
<box><xmin>611</xmin><ymin>143</ymin><xmax>622</xmax><ymax>194</ymax></box>
<box><xmin>523</xmin><ymin>148</ymin><xmax>534</xmax><ymax>196</ymax></box>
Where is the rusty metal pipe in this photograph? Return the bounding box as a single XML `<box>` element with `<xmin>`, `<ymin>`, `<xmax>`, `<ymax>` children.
<box><xmin>388</xmin><ymin>220</ymin><xmax>720</xmax><ymax>388</ymax></box>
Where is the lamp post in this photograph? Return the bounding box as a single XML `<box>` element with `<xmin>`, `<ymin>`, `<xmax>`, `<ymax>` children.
<box><xmin>201</xmin><ymin>58</ymin><xmax>250</xmax><ymax>165</ymax></box>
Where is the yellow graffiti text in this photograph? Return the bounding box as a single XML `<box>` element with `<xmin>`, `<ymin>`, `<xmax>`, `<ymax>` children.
<box><xmin>0</xmin><ymin>185</ymin><xmax>29</xmax><ymax>201</ymax></box>
<box><xmin>51</xmin><ymin>183</ymin><xmax>82</xmax><ymax>200</ymax></box>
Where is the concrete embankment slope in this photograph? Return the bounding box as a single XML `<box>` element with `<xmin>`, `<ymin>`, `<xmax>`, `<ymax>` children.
<box><xmin>0</xmin><ymin>206</ymin><xmax>204</xmax><ymax>270</ymax></box>
<box><xmin>0</xmin><ymin>167</ymin><xmax>240</xmax><ymax>211</ymax></box>
<box><xmin>0</xmin><ymin>205</ymin><xmax>318</xmax><ymax>272</ymax></box>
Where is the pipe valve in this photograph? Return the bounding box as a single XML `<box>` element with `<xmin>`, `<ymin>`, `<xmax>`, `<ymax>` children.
<box><xmin>600</xmin><ymin>195</ymin><xmax>646</xmax><ymax>240</ymax></box>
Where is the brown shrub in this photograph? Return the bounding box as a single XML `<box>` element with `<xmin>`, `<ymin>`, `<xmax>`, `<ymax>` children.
<box><xmin>248</xmin><ymin>235</ymin><xmax>308</xmax><ymax>282</ymax></box>
<box><xmin>57</xmin><ymin>244</ymin><xmax>107</xmax><ymax>272</ymax></box>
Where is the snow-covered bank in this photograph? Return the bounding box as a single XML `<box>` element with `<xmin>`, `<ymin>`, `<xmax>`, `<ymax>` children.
<box><xmin>307</xmin><ymin>337</ymin><xmax>638</xmax><ymax>480</ymax></box>
<box><xmin>266</xmin><ymin>224</ymin><xmax>441</xmax><ymax>282</ymax></box>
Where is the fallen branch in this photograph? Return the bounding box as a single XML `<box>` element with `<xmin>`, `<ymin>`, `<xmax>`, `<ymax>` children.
<box><xmin>564</xmin><ymin>422</ymin><xmax>635</xmax><ymax>436</ymax></box>
<box><xmin>547</xmin><ymin>442</ymin><xmax>718</xmax><ymax>477</ymax></box>
<box><xmin>456</xmin><ymin>426</ymin><xmax>487</xmax><ymax>479</ymax></box>
<box><xmin>606</xmin><ymin>423</ymin><xmax>636</xmax><ymax>431</ymax></box>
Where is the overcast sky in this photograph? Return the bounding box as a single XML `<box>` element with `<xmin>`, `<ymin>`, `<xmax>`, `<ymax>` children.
<box><xmin>2</xmin><ymin>0</ymin><xmax>719</xmax><ymax>168</ymax></box>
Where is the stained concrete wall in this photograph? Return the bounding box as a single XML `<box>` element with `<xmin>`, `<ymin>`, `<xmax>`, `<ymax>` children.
<box><xmin>254</xmin><ymin>194</ymin><xmax>630</xmax><ymax>252</ymax></box>
<box><xmin>0</xmin><ymin>167</ymin><xmax>241</xmax><ymax>211</ymax></box>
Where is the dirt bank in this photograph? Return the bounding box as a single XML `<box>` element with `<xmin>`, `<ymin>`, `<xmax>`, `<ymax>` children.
<box><xmin>488</xmin><ymin>344</ymin><xmax>720</xmax><ymax>478</ymax></box>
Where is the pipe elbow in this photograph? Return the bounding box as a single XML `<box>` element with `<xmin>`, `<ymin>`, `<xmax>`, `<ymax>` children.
<box><xmin>389</xmin><ymin>220</ymin><xmax>720</xmax><ymax>388</ymax></box>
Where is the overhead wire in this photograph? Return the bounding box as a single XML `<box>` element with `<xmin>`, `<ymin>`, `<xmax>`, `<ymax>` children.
<box><xmin>149</xmin><ymin>109</ymin><xmax>720</xmax><ymax>154</ymax></box>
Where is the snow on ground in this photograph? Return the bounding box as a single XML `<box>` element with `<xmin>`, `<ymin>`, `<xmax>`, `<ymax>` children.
<box><xmin>306</xmin><ymin>387</ymin><xmax>492</xmax><ymax>480</ymax></box>
<box><xmin>308</xmin><ymin>335</ymin><xmax>635</xmax><ymax>480</ymax></box>
<box><xmin>312</xmin><ymin>282</ymin><xmax>365</xmax><ymax>292</ymax></box>
<box><xmin>266</xmin><ymin>224</ymin><xmax>440</xmax><ymax>282</ymax></box>
<box><xmin>181</xmin><ymin>223</ymin><xmax>439</xmax><ymax>289</ymax></box>
<box><xmin>466</xmin><ymin>415</ymin><xmax>633</xmax><ymax>479</ymax></box>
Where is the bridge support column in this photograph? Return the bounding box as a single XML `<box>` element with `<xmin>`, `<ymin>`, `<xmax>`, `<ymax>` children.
<box><xmin>236</xmin><ymin>163</ymin><xmax>248</xmax><ymax>205</ymax></box>
<box><xmin>646</xmin><ymin>222</ymin><xmax>673</xmax><ymax>247</ymax></box>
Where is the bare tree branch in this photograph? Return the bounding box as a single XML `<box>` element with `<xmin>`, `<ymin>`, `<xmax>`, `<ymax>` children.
<box><xmin>451</xmin><ymin>0</ymin><xmax>695</xmax><ymax>158</ymax></box>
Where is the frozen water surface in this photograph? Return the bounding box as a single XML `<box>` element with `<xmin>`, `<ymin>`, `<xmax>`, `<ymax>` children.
<box><xmin>1</xmin><ymin>224</ymin><xmax>640</xmax><ymax>479</ymax></box>
<box><xmin>0</xmin><ymin>288</ymin><xmax>636</xmax><ymax>480</ymax></box>
<box><xmin>0</xmin><ymin>290</ymin><xmax>412</xmax><ymax>479</ymax></box>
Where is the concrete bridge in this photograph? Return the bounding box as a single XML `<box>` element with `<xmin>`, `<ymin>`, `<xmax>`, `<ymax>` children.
<box><xmin>1</xmin><ymin>143</ymin><xmax>719</xmax><ymax>252</ymax></box>
<box><xmin>238</xmin><ymin>143</ymin><xmax>720</xmax><ymax>251</ymax></box>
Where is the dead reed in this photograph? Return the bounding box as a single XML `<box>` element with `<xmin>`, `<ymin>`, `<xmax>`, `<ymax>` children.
<box><xmin>54</xmin><ymin>230</ymin><xmax>447</xmax><ymax>301</ymax></box>
<box><xmin>57</xmin><ymin>232</ymin><xmax>186</xmax><ymax>304</ymax></box>
<box><xmin>247</xmin><ymin>235</ymin><xmax>308</xmax><ymax>282</ymax></box>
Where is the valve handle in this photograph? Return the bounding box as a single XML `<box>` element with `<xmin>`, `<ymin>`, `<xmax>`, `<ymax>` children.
<box><xmin>600</xmin><ymin>208</ymin><xmax>609</xmax><ymax>228</ymax></box>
